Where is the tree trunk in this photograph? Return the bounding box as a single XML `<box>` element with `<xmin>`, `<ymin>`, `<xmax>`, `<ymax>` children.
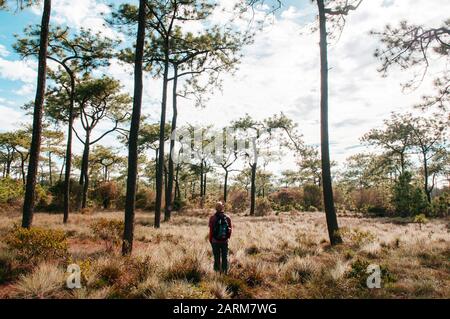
<box><xmin>20</xmin><ymin>156</ymin><xmax>26</xmax><ymax>186</ymax></box>
<box><xmin>154</xmin><ymin>38</ymin><xmax>170</xmax><ymax>229</ymax></box>
<box><xmin>48</xmin><ymin>151</ymin><xmax>52</xmax><ymax>186</ymax></box>
<box><xmin>165</xmin><ymin>66</ymin><xmax>178</xmax><ymax>222</ymax></box>
<box><xmin>175</xmin><ymin>163</ymin><xmax>180</xmax><ymax>201</ymax></box>
<box><xmin>224</xmin><ymin>169</ymin><xmax>228</xmax><ymax>202</ymax></box>
<box><xmin>122</xmin><ymin>0</ymin><xmax>146</xmax><ymax>255</ymax></box>
<box><xmin>80</xmin><ymin>133</ymin><xmax>90</xmax><ymax>209</ymax></box>
<box><xmin>200</xmin><ymin>161</ymin><xmax>204</xmax><ymax>197</ymax></box>
<box><xmin>250</xmin><ymin>163</ymin><xmax>256</xmax><ymax>215</ymax></box>
<box><xmin>317</xmin><ymin>0</ymin><xmax>342</xmax><ymax>245</ymax></box>
<box><xmin>21</xmin><ymin>0</ymin><xmax>52</xmax><ymax>228</ymax></box>
<box><xmin>423</xmin><ymin>153</ymin><xmax>431</xmax><ymax>203</ymax></box>
<box><xmin>63</xmin><ymin>75</ymin><xmax>75</xmax><ymax>223</ymax></box>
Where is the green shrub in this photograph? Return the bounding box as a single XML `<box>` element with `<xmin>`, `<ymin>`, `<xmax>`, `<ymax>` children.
<box><xmin>430</xmin><ymin>192</ymin><xmax>449</xmax><ymax>217</ymax></box>
<box><xmin>90</xmin><ymin>218</ymin><xmax>124</xmax><ymax>251</ymax></box>
<box><xmin>392</xmin><ymin>172</ymin><xmax>429</xmax><ymax>217</ymax></box>
<box><xmin>413</xmin><ymin>214</ymin><xmax>428</xmax><ymax>230</ymax></box>
<box><xmin>303</xmin><ymin>184</ymin><xmax>322</xmax><ymax>210</ymax></box>
<box><xmin>0</xmin><ymin>177</ymin><xmax>23</xmax><ymax>205</ymax></box>
<box><xmin>255</xmin><ymin>197</ymin><xmax>272</xmax><ymax>216</ymax></box>
<box><xmin>5</xmin><ymin>225</ymin><xmax>68</xmax><ymax>265</ymax></box>
<box><xmin>346</xmin><ymin>258</ymin><xmax>396</xmax><ymax>288</ymax></box>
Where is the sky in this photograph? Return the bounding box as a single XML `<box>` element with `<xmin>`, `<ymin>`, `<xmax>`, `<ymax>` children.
<box><xmin>0</xmin><ymin>0</ymin><xmax>448</xmax><ymax>179</ymax></box>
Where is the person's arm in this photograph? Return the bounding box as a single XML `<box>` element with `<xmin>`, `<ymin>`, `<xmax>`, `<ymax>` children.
<box><xmin>227</xmin><ymin>216</ymin><xmax>232</xmax><ymax>238</ymax></box>
<box><xmin>208</xmin><ymin>216</ymin><xmax>213</xmax><ymax>243</ymax></box>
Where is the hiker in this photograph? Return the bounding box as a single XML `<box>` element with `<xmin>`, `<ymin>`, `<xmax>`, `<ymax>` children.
<box><xmin>209</xmin><ymin>201</ymin><xmax>232</xmax><ymax>273</ymax></box>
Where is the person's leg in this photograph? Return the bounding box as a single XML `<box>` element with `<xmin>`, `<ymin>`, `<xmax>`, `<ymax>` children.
<box><xmin>221</xmin><ymin>242</ymin><xmax>228</xmax><ymax>274</ymax></box>
<box><xmin>211</xmin><ymin>243</ymin><xmax>221</xmax><ymax>272</ymax></box>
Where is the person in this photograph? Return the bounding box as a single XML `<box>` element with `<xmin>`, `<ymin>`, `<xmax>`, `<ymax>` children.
<box><xmin>209</xmin><ymin>201</ymin><xmax>232</xmax><ymax>273</ymax></box>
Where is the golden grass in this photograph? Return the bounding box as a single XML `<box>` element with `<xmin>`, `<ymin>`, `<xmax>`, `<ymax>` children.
<box><xmin>0</xmin><ymin>210</ymin><xmax>448</xmax><ymax>299</ymax></box>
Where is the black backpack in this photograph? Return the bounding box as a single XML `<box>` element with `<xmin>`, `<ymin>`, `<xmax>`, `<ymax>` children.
<box><xmin>213</xmin><ymin>214</ymin><xmax>229</xmax><ymax>241</ymax></box>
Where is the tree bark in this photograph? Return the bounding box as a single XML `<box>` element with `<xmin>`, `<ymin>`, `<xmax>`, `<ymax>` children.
<box><xmin>154</xmin><ymin>34</ymin><xmax>170</xmax><ymax>229</ymax></box>
<box><xmin>317</xmin><ymin>0</ymin><xmax>342</xmax><ymax>245</ymax></box>
<box><xmin>423</xmin><ymin>154</ymin><xmax>431</xmax><ymax>203</ymax></box>
<box><xmin>250</xmin><ymin>162</ymin><xmax>256</xmax><ymax>215</ymax></box>
<box><xmin>22</xmin><ymin>0</ymin><xmax>52</xmax><ymax>228</ymax></box>
<box><xmin>223</xmin><ymin>169</ymin><xmax>228</xmax><ymax>202</ymax></box>
<box><xmin>165</xmin><ymin>65</ymin><xmax>178</xmax><ymax>221</ymax></box>
<box><xmin>122</xmin><ymin>0</ymin><xmax>146</xmax><ymax>256</ymax></box>
<box><xmin>80</xmin><ymin>133</ymin><xmax>90</xmax><ymax>209</ymax></box>
<box><xmin>48</xmin><ymin>151</ymin><xmax>52</xmax><ymax>186</ymax></box>
<box><xmin>63</xmin><ymin>72</ymin><xmax>75</xmax><ymax>223</ymax></box>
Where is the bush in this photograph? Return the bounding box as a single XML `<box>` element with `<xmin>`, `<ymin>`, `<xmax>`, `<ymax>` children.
<box><xmin>430</xmin><ymin>191</ymin><xmax>449</xmax><ymax>217</ymax></box>
<box><xmin>0</xmin><ymin>177</ymin><xmax>23</xmax><ymax>205</ymax></box>
<box><xmin>94</xmin><ymin>181</ymin><xmax>120</xmax><ymax>209</ymax></box>
<box><xmin>392</xmin><ymin>172</ymin><xmax>429</xmax><ymax>217</ymax></box>
<box><xmin>229</xmin><ymin>190</ymin><xmax>248</xmax><ymax>213</ymax></box>
<box><xmin>90</xmin><ymin>218</ymin><xmax>124</xmax><ymax>251</ymax></box>
<box><xmin>346</xmin><ymin>258</ymin><xmax>396</xmax><ymax>288</ymax></box>
<box><xmin>269</xmin><ymin>188</ymin><xmax>303</xmax><ymax>211</ymax></box>
<box><xmin>5</xmin><ymin>225</ymin><xmax>68</xmax><ymax>265</ymax></box>
<box><xmin>349</xmin><ymin>187</ymin><xmax>390</xmax><ymax>215</ymax></box>
<box><xmin>46</xmin><ymin>179</ymin><xmax>82</xmax><ymax>212</ymax></box>
<box><xmin>135</xmin><ymin>187</ymin><xmax>156</xmax><ymax>210</ymax></box>
<box><xmin>35</xmin><ymin>184</ymin><xmax>53</xmax><ymax>211</ymax></box>
<box><xmin>413</xmin><ymin>214</ymin><xmax>428</xmax><ymax>230</ymax></box>
<box><xmin>255</xmin><ymin>197</ymin><xmax>272</xmax><ymax>216</ymax></box>
<box><xmin>164</xmin><ymin>255</ymin><xmax>205</xmax><ymax>284</ymax></box>
<box><xmin>303</xmin><ymin>184</ymin><xmax>322</xmax><ymax>210</ymax></box>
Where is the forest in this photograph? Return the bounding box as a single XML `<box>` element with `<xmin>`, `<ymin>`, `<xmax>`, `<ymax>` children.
<box><xmin>0</xmin><ymin>0</ymin><xmax>448</xmax><ymax>299</ymax></box>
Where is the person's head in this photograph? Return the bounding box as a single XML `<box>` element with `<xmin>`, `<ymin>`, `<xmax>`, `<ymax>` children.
<box><xmin>215</xmin><ymin>201</ymin><xmax>224</xmax><ymax>213</ymax></box>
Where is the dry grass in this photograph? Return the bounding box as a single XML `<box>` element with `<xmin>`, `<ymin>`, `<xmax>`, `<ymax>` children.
<box><xmin>0</xmin><ymin>209</ymin><xmax>449</xmax><ymax>299</ymax></box>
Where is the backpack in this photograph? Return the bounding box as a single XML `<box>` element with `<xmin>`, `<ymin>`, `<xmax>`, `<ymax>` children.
<box><xmin>213</xmin><ymin>214</ymin><xmax>229</xmax><ymax>241</ymax></box>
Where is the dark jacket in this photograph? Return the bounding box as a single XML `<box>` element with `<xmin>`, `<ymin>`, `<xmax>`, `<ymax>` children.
<box><xmin>209</xmin><ymin>211</ymin><xmax>232</xmax><ymax>244</ymax></box>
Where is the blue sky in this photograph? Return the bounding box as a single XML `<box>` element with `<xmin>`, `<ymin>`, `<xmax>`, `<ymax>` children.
<box><xmin>0</xmin><ymin>0</ymin><xmax>448</xmax><ymax>180</ymax></box>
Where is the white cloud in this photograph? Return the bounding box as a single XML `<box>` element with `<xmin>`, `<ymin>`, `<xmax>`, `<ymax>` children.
<box><xmin>14</xmin><ymin>83</ymin><xmax>35</xmax><ymax>96</ymax></box>
<box><xmin>0</xmin><ymin>105</ymin><xmax>26</xmax><ymax>131</ymax></box>
<box><xmin>0</xmin><ymin>44</ymin><xmax>10</xmax><ymax>57</ymax></box>
<box><xmin>0</xmin><ymin>58</ymin><xmax>36</xmax><ymax>83</ymax></box>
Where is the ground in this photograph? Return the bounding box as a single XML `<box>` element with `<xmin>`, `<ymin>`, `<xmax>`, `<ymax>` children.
<box><xmin>0</xmin><ymin>209</ymin><xmax>449</xmax><ymax>299</ymax></box>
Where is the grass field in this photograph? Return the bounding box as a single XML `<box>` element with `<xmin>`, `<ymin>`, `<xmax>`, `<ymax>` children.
<box><xmin>0</xmin><ymin>209</ymin><xmax>449</xmax><ymax>299</ymax></box>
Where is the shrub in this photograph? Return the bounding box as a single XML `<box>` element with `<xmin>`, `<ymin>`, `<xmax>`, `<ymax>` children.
<box><xmin>35</xmin><ymin>184</ymin><xmax>53</xmax><ymax>211</ymax></box>
<box><xmin>135</xmin><ymin>187</ymin><xmax>156</xmax><ymax>210</ymax></box>
<box><xmin>94</xmin><ymin>181</ymin><xmax>120</xmax><ymax>209</ymax></box>
<box><xmin>5</xmin><ymin>225</ymin><xmax>68</xmax><ymax>265</ymax></box>
<box><xmin>229</xmin><ymin>190</ymin><xmax>248</xmax><ymax>213</ymax></box>
<box><xmin>338</xmin><ymin>227</ymin><xmax>375</xmax><ymax>246</ymax></box>
<box><xmin>392</xmin><ymin>172</ymin><xmax>429</xmax><ymax>217</ymax></box>
<box><xmin>269</xmin><ymin>188</ymin><xmax>303</xmax><ymax>211</ymax></box>
<box><xmin>0</xmin><ymin>177</ymin><xmax>23</xmax><ymax>205</ymax></box>
<box><xmin>346</xmin><ymin>258</ymin><xmax>396</xmax><ymax>288</ymax></box>
<box><xmin>90</xmin><ymin>218</ymin><xmax>124</xmax><ymax>251</ymax></box>
<box><xmin>164</xmin><ymin>255</ymin><xmax>205</xmax><ymax>284</ymax></box>
<box><xmin>413</xmin><ymin>214</ymin><xmax>428</xmax><ymax>230</ymax></box>
<box><xmin>283</xmin><ymin>256</ymin><xmax>318</xmax><ymax>284</ymax></box>
<box><xmin>430</xmin><ymin>192</ymin><xmax>449</xmax><ymax>217</ymax></box>
<box><xmin>303</xmin><ymin>184</ymin><xmax>322</xmax><ymax>210</ymax></box>
<box><xmin>13</xmin><ymin>262</ymin><xmax>65</xmax><ymax>298</ymax></box>
<box><xmin>47</xmin><ymin>179</ymin><xmax>82</xmax><ymax>212</ymax></box>
<box><xmin>255</xmin><ymin>197</ymin><xmax>272</xmax><ymax>216</ymax></box>
<box><xmin>349</xmin><ymin>187</ymin><xmax>390</xmax><ymax>215</ymax></box>
<box><xmin>0</xmin><ymin>250</ymin><xmax>22</xmax><ymax>284</ymax></box>
<box><xmin>221</xmin><ymin>276</ymin><xmax>252</xmax><ymax>298</ymax></box>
